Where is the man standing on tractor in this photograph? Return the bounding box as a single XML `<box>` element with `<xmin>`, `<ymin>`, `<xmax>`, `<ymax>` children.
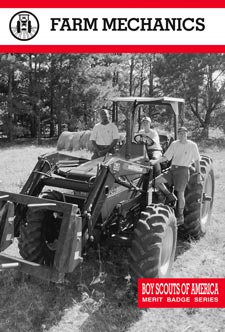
<box><xmin>150</xmin><ymin>126</ymin><xmax>201</xmax><ymax>225</ymax></box>
<box><xmin>90</xmin><ymin>109</ymin><xmax>119</xmax><ymax>159</ymax></box>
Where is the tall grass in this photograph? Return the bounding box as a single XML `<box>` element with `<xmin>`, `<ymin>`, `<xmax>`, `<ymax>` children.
<box><xmin>0</xmin><ymin>145</ymin><xmax>55</xmax><ymax>193</ymax></box>
<box><xmin>0</xmin><ymin>144</ymin><xmax>225</xmax><ymax>332</ymax></box>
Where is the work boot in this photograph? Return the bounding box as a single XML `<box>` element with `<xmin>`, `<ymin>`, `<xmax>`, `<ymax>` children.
<box><xmin>154</xmin><ymin>191</ymin><xmax>166</xmax><ymax>204</ymax></box>
<box><xmin>176</xmin><ymin>208</ymin><xmax>184</xmax><ymax>226</ymax></box>
<box><xmin>165</xmin><ymin>193</ymin><xmax>177</xmax><ymax>206</ymax></box>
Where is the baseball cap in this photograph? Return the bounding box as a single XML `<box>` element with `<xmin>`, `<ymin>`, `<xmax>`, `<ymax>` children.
<box><xmin>178</xmin><ymin>126</ymin><xmax>188</xmax><ymax>132</ymax></box>
<box><xmin>142</xmin><ymin>116</ymin><xmax>151</xmax><ymax>123</ymax></box>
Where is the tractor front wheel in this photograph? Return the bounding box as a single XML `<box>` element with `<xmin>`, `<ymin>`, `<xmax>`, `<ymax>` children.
<box><xmin>18</xmin><ymin>191</ymin><xmax>63</xmax><ymax>266</ymax></box>
<box><xmin>129</xmin><ymin>204</ymin><xmax>177</xmax><ymax>279</ymax></box>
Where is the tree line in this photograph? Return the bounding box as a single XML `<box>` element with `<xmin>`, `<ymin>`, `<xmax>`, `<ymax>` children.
<box><xmin>0</xmin><ymin>53</ymin><xmax>225</xmax><ymax>142</ymax></box>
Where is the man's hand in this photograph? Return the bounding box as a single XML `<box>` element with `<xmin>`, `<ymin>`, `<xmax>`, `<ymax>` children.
<box><xmin>196</xmin><ymin>172</ymin><xmax>202</xmax><ymax>184</ymax></box>
<box><xmin>149</xmin><ymin>159</ymin><xmax>156</xmax><ymax>166</ymax></box>
<box><xmin>149</xmin><ymin>156</ymin><xmax>166</xmax><ymax>166</ymax></box>
<box><xmin>189</xmin><ymin>165</ymin><xmax>196</xmax><ymax>172</ymax></box>
<box><xmin>97</xmin><ymin>150</ymin><xmax>104</xmax><ymax>157</ymax></box>
<box><xmin>97</xmin><ymin>149</ymin><xmax>108</xmax><ymax>157</ymax></box>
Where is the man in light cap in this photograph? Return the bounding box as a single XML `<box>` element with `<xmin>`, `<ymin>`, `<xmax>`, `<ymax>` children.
<box><xmin>150</xmin><ymin>126</ymin><xmax>201</xmax><ymax>225</ymax></box>
<box><xmin>136</xmin><ymin>116</ymin><xmax>162</xmax><ymax>175</ymax></box>
<box><xmin>138</xmin><ymin>116</ymin><xmax>162</xmax><ymax>159</ymax></box>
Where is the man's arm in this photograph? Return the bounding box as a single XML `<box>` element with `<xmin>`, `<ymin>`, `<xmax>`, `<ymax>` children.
<box><xmin>91</xmin><ymin>140</ymin><xmax>100</xmax><ymax>156</ymax></box>
<box><xmin>149</xmin><ymin>141</ymin><xmax>174</xmax><ymax>165</ymax></box>
<box><xmin>194</xmin><ymin>159</ymin><xmax>200</xmax><ymax>173</ymax></box>
<box><xmin>194</xmin><ymin>158</ymin><xmax>202</xmax><ymax>183</ymax></box>
<box><xmin>192</xmin><ymin>142</ymin><xmax>201</xmax><ymax>182</ymax></box>
<box><xmin>90</xmin><ymin>125</ymin><xmax>98</xmax><ymax>151</ymax></box>
<box><xmin>108</xmin><ymin>138</ymin><xmax>118</xmax><ymax>150</ymax></box>
<box><xmin>149</xmin><ymin>155</ymin><xmax>168</xmax><ymax>166</ymax></box>
<box><xmin>99</xmin><ymin>138</ymin><xmax>118</xmax><ymax>155</ymax></box>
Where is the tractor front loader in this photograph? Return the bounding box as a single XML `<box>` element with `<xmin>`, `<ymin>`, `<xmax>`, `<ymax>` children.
<box><xmin>0</xmin><ymin>97</ymin><xmax>215</xmax><ymax>283</ymax></box>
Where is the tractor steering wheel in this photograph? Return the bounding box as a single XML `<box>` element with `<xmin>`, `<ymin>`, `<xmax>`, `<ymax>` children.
<box><xmin>134</xmin><ymin>134</ymin><xmax>154</xmax><ymax>147</ymax></box>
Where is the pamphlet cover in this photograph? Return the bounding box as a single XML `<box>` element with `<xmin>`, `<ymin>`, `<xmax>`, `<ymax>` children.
<box><xmin>0</xmin><ymin>1</ymin><xmax>224</xmax><ymax>331</ymax></box>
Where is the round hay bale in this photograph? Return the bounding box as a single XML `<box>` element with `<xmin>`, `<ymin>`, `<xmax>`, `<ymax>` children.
<box><xmin>57</xmin><ymin>131</ymin><xmax>73</xmax><ymax>151</ymax></box>
<box><xmin>70</xmin><ymin>132</ymin><xmax>83</xmax><ymax>151</ymax></box>
<box><xmin>86</xmin><ymin>139</ymin><xmax>94</xmax><ymax>152</ymax></box>
<box><xmin>79</xmin><ymin>130</ymin><xmax>92</xmax><ymax>150</ymax></box>
<box><xmin>57</xmin><ymin>130</ymin><xmax>125</xmax><ymax>152</ymax></box>
<box><xmin>57</xmin><ymin>131</ymin><xmax>80</xmax><ymax>151</ymax></box>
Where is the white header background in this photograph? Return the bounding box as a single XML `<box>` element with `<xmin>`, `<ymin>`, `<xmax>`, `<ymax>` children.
<box><xmin>0</xmin><ymin>8</ymin><xmax>224</xmax><ymax>45</ymax></box>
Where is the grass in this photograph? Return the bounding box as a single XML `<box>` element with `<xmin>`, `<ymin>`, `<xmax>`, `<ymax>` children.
<box><xmin>0</xmin><ymin>143</ymin><xmax>225</xmax><ymax>332</ymax></box>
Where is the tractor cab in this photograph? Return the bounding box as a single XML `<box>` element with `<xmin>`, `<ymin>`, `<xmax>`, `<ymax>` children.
<box><xmin>110</xmin><ymin>96</ymin><xmax>185</xmax><ymax>161</ymax></box>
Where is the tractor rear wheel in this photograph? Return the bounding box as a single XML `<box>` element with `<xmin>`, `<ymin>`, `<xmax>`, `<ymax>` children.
<box><xmin>182</xmin><ymin>155</ymin><xmax>214</xmax><ymax>239</ymax></box>
<box><xmin>18</xmin><ymin>191</ymin><xmax>63</xmax><ymax>266</ymax></box>
<box><xmin>129</xmin><ymin>204</ymin><xmax>177</xmax><ymax>279</ymax></box>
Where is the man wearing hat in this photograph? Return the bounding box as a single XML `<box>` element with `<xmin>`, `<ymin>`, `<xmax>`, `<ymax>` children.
<box><xmin>137</xmin><ymin>116</ymin><xmax>162</xmax><ymax>176</ymax></box>
<box><xmin>150</xmin><ymin>126</ymin><xmax>201</xmax><ymax>225</ymax></box>
<box><xmin>138</xmin><ymin>116</ymin><xmax>162</xmax><ymax>160</ymax></box>
<box><xmin>137</xmin><ymin>116</ymin><xmax>162</xmax><ymax>161</ymax></box>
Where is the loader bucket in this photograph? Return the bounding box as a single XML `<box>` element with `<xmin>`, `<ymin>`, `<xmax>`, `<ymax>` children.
<box><xmin>0</xmin><ymin>199</ymin><xmax>14</xmax><ymax>251</ymax></box>
<box><xmin>0</xmin><ymin>191</ymin><xmax>82</xmax><ymax>283</ymax></box>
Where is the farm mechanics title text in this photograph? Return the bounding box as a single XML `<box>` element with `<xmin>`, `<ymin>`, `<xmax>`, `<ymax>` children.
<box><xmin>50</xmin><ymin>17</ymin><xmax>205</xmax><ymax>32</ymax></box>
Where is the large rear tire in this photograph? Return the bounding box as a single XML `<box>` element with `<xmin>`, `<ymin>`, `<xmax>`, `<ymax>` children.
<box><xmin>129</xmin><ymin>204</ymin><xmax>177</xmax><ymax>279</ymax></box>
<box><xmin>182</xmin><ymin>155</ymin><xmax>214</xmax><ymax>239</ymax></box>
<box><xmin>18</xmin><ymin>190</ymin><xmax>63</xmax><ymax>265</ymax></box>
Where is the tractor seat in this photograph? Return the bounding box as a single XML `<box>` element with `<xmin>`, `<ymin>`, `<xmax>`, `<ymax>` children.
<box><xmin>159</xmin><ymin>134</ymin><xmax>174</xmax><ymax>153</ymax></box>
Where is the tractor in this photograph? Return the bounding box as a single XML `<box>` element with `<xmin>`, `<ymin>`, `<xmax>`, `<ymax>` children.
<box><xmin>0</xmin><ymin>97</ymin><xmax>214</xmax><ymax>282</ymax></box>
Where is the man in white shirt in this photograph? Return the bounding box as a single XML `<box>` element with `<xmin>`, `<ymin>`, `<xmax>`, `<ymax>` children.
<box><xmin>150</xmin><ymin>126</ymin><xmax>201</xmax><ymax>225</ymax></box>
<box><xmin>138</xmin><ymin>116</ymin><xmax>162</xmax><ymax>160</ymax></box>
<box><xmin>90</xmin><ymin>109</ymin><xmax>119</xmax><ymax>159</ymax></box>
<box><xmin>136</xmin><ymin>116</ymin><xmax>162</xmax><ymax>176</ymax></box>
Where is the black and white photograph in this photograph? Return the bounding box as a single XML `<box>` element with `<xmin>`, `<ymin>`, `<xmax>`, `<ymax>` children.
<box><xmin>0</xmin><ymin>52</ymin><xmax>224</xmax><ymax>331</ymax></box>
